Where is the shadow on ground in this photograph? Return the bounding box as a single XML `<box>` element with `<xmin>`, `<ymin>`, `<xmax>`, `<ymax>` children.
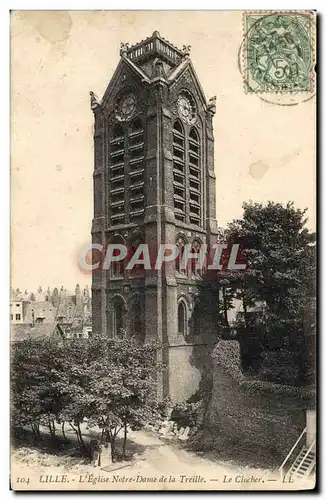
<box><xmin>12</xmin><ymin>427</ymin><xmax>165</xmax><ymax>469</ymax></box>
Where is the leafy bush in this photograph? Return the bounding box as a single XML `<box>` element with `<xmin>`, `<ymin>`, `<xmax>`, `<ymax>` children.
<box><xmin>258</xmin><ymin>349</ymin><xmax>300</xmax><ymax>386</ymax></box>
<box><xmin>170</xmin><ymin>399</ymin><xmax>204</xmax><ymax>430</ymax></box>
<box><xmin>11</xmin><ymin>335</ymin><xmax>163</xmax><ymax>461</ymax></box>
<box><xmin>217</xmin><ymin>201</ymin><xmax>315</xmax><ymax>384</ymax></box>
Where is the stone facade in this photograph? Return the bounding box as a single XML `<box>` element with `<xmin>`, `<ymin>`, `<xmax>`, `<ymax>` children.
<box><xmin>204</xmin><ymin>341</ymin><xmax>315</xmax><ymax>464</ymax></box>
<box><xmin>91</xmin><ymin>31</ymin><xmax>219</xmax><ymax>401</ymax></box>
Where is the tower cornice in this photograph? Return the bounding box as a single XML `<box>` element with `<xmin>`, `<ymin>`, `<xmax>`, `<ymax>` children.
<box><xmin>124</xmin><ymin>31</ymin><xmax>187</xmax><ymax>69</ymax></box>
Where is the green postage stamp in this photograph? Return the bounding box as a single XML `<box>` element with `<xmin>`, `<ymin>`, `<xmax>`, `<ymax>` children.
<box><xmin>243</xmin><ymin>12</ymin><xmax>315</xmax><ymax>93</ymax></box>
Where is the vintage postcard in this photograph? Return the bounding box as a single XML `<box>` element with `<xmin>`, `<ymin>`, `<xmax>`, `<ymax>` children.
<box><xmin>10</xmin><ymin>10</ymin><xmax>316</xmax><ymax>491</ymax></box>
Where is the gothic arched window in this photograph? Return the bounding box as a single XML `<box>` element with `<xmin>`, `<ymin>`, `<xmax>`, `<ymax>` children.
<box><xmin>190</xmin><ymin>240</ymin><xmax>202</xmax><ymax>276</ymax></box>
<box><xmin>129</xmin><ymin>118</ymin><xmax>144</xmax><ymax>153</ymax></box>
<box><xmin>189</xmin><ymin>126</ymin><xmax>199</xmax><ymax>142</ymax></box>
<box><xmin>128</xmin><ymin>231</ymin><xmax>144</xmax><ymax>276</ymax></box>
<box><xmin>172</xmin><ymin>120</ymin><xmax>186</xmax><ymax>222</ymax></box>
<box><xmin>178</xmin><ymin>300</ymin><xmax>187</xmax><ymax>336</ymax></box>
<box><xmin>188</xmin><ymin>127</ymin><xmax>201</xmax><ymax>226</ymax></box>
<box><xmin>109</xmin><ymin>234</ymin><xmax>125</xmax><ymax>279</ymax></box>
<box><xmin>176</xmin><ymin>236</ymin><xmax>186</xmax><ymax>274</ymax></box>
<box><xmin>113</xmin><ymin>123</ymin><xmax>124</xmax><ymax>139</ymax></box>
<box><xmin>173</xmin><ymin>120</ymin><xmax>184</xmax><ymax>135</ymax></box>
<box><xmin>110</xmin><ymin>124</ymin><xmax>125</xmax><ymax>159</ymax></box>
<box><xmin>113</xmin><ymin>295</ymin><xmax>126</xmax><ymax>337</ymax></box>
<box><xmin>130</xmin><ymin>118</ymin><xmax>143</xmax><ymax>134</ymax></box>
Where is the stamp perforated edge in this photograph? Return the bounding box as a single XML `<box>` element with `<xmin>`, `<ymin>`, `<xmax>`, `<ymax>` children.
<box><xmin>241</xmin><ymin>10</ymin><xmax>316</xmax><ymax>95</ymax></box>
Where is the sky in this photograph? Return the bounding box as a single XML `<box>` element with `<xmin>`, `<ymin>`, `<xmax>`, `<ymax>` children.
<box><xmin>10</xmin><ymin>11</ymin><xmax>316</xmax><ymax>292</ymax></box>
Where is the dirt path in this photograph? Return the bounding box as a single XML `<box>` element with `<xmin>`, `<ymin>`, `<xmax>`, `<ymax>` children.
<box><xmin>11</xmin><ymin>428</ymin><xmax>314</xmax><ymax>491</ymax></box>
<box><xmin>125</xmin><ymin>429</ymin><xmax>275</xmax><ymax>479</ymax></box>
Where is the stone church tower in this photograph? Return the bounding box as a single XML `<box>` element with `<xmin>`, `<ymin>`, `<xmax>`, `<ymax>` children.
<box><xmin>91</xmin><ymin>31</ymin><xmax>219</xmax><ymax>401</ymax></box>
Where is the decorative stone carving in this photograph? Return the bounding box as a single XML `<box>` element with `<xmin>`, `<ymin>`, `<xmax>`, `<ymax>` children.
<box><xmin>182</xmin><ymin>45</ymin><xmax>191</xmax><ymax>57</ymax></box>
<box><xmin>120</xmin><ymin>42</ymin><xmax>129</xmax><ymax>57</ymax></box>
<box><xmin>176</xmin><ymin>90</ymin><xmax>197</xmax><ymax>125</ymax></box>
<box><xmin>152</xmin><ymin>58</ymin><xmax>166</xmax><ymax>80</ymax></box>
<box><xmin>208</xmin><ymin>96</ymin><xmax>217</xmax><ymax>114</ymax></box>
<box><xmin>90</xmin><ymin>91</ymin><xmax>101</xmax><ymax>111</ymax></box>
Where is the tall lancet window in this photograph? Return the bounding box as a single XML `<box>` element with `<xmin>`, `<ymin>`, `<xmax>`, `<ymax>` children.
<box><xmin>128</xmin><ymin>231</ymin><xmax>145</xmax><ymax>277</ymax></box>
<box><xmin>178</xmin><ymin>300</ymin><xmax>187</xmax><ymax>336</ymax></box>
<box><xmin>110</xmin><ymin>123</ymin><xmax>125</xmax><ymax>225</ymax></box>
<box><xmin>188</xmin><ymin>127</ymin><xmax>201</xmax><ymax>226</ymax></box>
<box><xmin>128</xmin><ymin>118</ymin><xmax>145</xmax><ymax>222</ymax></box>
<box><xmin>190</xmin><ymin>240</ymin><xmax>202</xmax><ymax>276</ymax></box>
<box><xmin>176</xmin><ymin>236</ymin><xmax>186</xmax><ymax>274</ymax></box>
<box><xmin>113</xmin><ymin>295</ymin><xmax>126</xmax><ymax>337</ymax></box>
<box><xmin>172</xmin><ymin>120</ymin><xmax>186</xmax><ymax>222</ymax></box>
<box><xmin>109</xmin><ymin>234</ymin><xmax>125</xmax><ymax>279</ymax></box>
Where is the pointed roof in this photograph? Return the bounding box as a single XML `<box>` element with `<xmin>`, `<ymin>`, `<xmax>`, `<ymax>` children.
<box><xmin>167</xmin><ymin>58</ymin><xmax>189</xmax><ymax>82</ymax></box>
<box><xmin>24</xmin><ymin>301</ymin><xmax>56</xmax><ymax>324</ymax></box>
<box><xmin>101</xmin><ymin>56</ymin><xmax>151</xmax><ymax>107</ymax></box>
<box><xmin>168</xmin><ymin>58</ymin><xmax>208</xmax><ymax>109</ymax></box>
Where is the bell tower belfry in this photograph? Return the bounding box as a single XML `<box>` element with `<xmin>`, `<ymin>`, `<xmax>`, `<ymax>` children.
<box><xmin>91</xmin><ymin>31</ymin><xmax>219</xmax><ymax>401</ymax></box>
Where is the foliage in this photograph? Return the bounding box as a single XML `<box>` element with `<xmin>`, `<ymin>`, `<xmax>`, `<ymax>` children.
<box><xmin>258</xmin><ymin>348</ymin><xmax>300</xmax><ymax>386</ymax></box>
<box><xmin>156</xmin><ymin>397</ymin><xmax>173</xmax><ymax>420</ymax></box>
<box><xmin>217</xmin><ymin>201</ymin><xmax>316</xmax><ymax>385</ymax></box>
<box><xmin>11</xmin><ymin>334</ymin><xmax>162</xmax><ymax>461</ymax></box>
<box><xmin>170</xmin><ymin>399</ymin><xmax>204</xmax><ymax>430</ymax></box>
<box><xmin>85</xmin><ymin>333</ymin><xmax>161</xmax><ymax>459</ymax></box>
<box><xmin>11</xmin><ymin>337</ymin><xmax>67</xmax><ymax>440</ymax></box>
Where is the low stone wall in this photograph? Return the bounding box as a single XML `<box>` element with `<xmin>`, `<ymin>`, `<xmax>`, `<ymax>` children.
<box><xmin>204</xmin><ymin>340</ymin><xmax>314</xmax><ymax>464</ymax></box>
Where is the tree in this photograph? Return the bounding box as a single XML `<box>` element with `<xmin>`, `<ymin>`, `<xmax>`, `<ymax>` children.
<box><xmin>56</xmin><ymin>339</ymin><xmax>93</xmax><ymax>449</ymax></box>
<box><xmin>223</xmin><ymin>201</ymin><xmax>316</xmax><ymax>385</ymax></box>
<box><xmin>86</xmin><ymin>334</ymin><xmax>161</xmax><ymax>460</ymax></box>
<box><xmin>11</xmin><ymin>337</ymin><xmax>67</xmax><ymax>441</ymax></box>
<box><xmin>11</xmin><ymin>334</ymin><xmax>163</xmax><ymax>462</ymax></box>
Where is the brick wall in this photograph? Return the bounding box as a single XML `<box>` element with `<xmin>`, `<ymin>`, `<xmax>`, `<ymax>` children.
<box><xmin>204</xmin><ymin>340</ymin><xmax>314</xmax><ymax>464</ymax></box>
